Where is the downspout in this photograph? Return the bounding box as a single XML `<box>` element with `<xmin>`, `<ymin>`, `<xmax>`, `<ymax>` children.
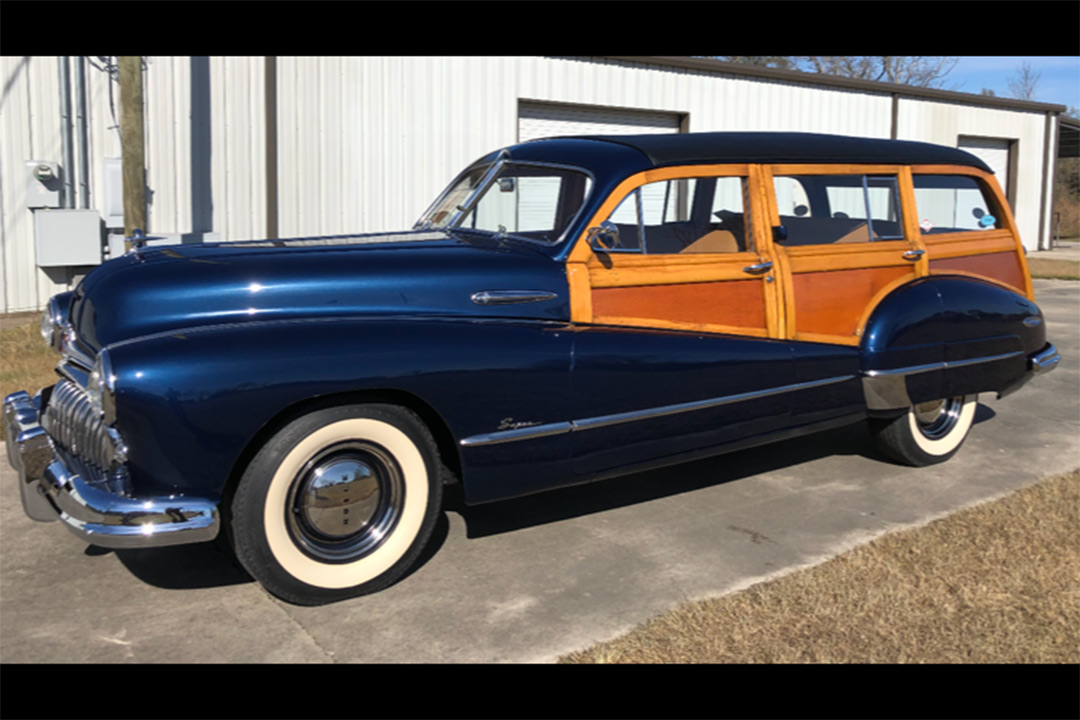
<box><xmin>1038</xmin><ymin>111</ymin><xmax>1056</xmax><ymax>251</ymax></box>
<box><xmin>58</xmin><ymin>56</ymin><xmax>74</xmax><ymax>208</ymax></box>
<box><xmin>74</xmin><ymin>56</ymin><xmax>90</xmax><ymax>209</ymax></box>
<box><xmin>890</xmin><ymin>92</ymin><xmax>899</xmax><ymax>140</ymax></box>
<box><xmin>265</xmin><ymin>56</ymin><xmax>278</xmax><ymax>239</ymax></box>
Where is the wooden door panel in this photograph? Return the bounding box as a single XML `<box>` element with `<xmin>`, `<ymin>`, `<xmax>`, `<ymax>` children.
<box><xmin>593</xmin><ymin>278</ymin><xmax>768</xmax><ymax>334</ymax></box>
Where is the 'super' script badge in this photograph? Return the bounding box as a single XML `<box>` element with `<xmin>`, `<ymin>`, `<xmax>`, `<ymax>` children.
<box><xmin>498</xmin><ymin>418</ymin><xmax>541</xmax><ymax>431</ymax></box>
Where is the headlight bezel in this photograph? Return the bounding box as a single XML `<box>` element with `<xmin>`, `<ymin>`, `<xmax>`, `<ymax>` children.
<box><xmin>41</xmin><ymin>293</ymin><xmax>73</xmax><ymax>353</ymax></box>
<box><xmin>87</xmin><ymin>349</ymin><xmax>118</xmax><ymax>426</ymax></box>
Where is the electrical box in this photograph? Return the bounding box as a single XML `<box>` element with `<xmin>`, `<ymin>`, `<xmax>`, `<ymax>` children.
<box><xmin>26</xmin><ymin>161</ymin><xmax>62</xmax><ymax>209</ymax></box>
<box><xmin>34</xmin><ymin>209</ymin><xmax>103</xmax><ymax>266</ymax></box>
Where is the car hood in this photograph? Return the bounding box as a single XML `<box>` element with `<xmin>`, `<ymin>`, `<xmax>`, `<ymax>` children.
<box><xmin>70</xmin><ymin>230</ymin><xmax>569</xmax><ymax>352</ymax></box>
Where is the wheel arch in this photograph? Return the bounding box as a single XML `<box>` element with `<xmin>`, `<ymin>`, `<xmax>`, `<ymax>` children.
<box><xmin>218</xmin><ymin>388</ymin><xmax>461</xmax><ymax>532</ymax></box>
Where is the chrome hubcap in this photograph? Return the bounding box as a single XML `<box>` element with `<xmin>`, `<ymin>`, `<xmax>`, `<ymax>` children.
<box><xmin>287</xmin><ymin>442</ymin><xmax>404</xmax><ymax>562</ymax></box>
<box><xmin>913</xmin><ymin>397</ymin><xmax>964</xmax><ymax>440</ymax></box>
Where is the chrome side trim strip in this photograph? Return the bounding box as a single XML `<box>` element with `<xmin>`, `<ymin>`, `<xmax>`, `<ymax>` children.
<box><xmin>863</xmin><ymin>350</ymin><xmax>1025</xmax><ymax>378</ymax></box>
<box><xmin>459</xmin><ymin>375</ymin><xmax>854</xmax><ymax>447</ymax></box>
<box><xmin>471</xmin><ymin>290</ymin><xmax>558</xmax><ymax>306</ymax></box>
<box><xmin>573</xmin><ymin>376</ymin><xmax>852</xmax><ymax>431</ymax></box>
<box><xmin>459</xmin><ymin>421</ymin><xmax>572</xmax><ymax>447</ymax></box>
<box><xmin>863</xmin><ymin>349</ymin><xmax>1028</xmax><ymax>410</ymax></box>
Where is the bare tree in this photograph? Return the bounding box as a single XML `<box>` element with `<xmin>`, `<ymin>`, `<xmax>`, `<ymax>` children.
<box><xmin>797</xmin><ymin>56</ymin><xmax>958</xmax><ymax>88</ymax></box>
<box><xmin>1007</xmin><ymin>62</ymin><xmax>1042</xmax><ymax>101</ymax></box>
<box><xmin>718</xmin><ymin>56</ymin><xmax>959</xmax><ymax>88</ymax></box>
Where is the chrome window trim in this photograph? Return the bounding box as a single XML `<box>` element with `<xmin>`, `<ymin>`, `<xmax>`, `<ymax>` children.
<box><xmin>460</xmin><ymin>375</ymin><xmax>854</xmax><ymax>447</ymax></box>
<box><xmin>419</xmin><ymin>157</ymin><xmax>597</xmax><ymax>247</ymax></box>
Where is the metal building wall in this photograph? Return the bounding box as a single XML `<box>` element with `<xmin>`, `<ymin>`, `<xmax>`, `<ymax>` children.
<box><xmin>273</xmin><ymin>56</ymin><xmax>894</xmax><ymax>239</ymax></box>
<box><xmin>0</xmin><ymin>56</ymin><xmax>267</xmax><ymax>313</ymax></box>
<box><xmin>1</xmin><ymin>57</ymin><xmax>73</xmax><ymax>313</ymax></box>
<box><xmin>0</xmin><ymin>56</ymin><xmax>1059</xmax><ymax>313</ymax></box>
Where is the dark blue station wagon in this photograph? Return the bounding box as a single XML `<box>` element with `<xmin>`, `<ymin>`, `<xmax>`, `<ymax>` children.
<box><xmin>4</xmin><ymin>132</ymin><xmax>1060</xmax><ymax>604</ymax></box>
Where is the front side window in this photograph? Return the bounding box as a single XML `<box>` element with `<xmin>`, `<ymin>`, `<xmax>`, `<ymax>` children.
<box><xmin>596</xmin><ymin>175</ymin><xmax>752</xmax><ymax>255</ymax></box>
<box><xmin>773</xmin><ymin>174</ymin><xmax>904</xmax><ymax>245</ymax></box>
<box><xmin>419</xmin><ymin>162</ymin><xmax>592</xmax><ymax>244</ymax></box>
<box><xmin>913</xmin><ymin>174</ymin><xmax>1003</xmax><ymax>234</ymax></box>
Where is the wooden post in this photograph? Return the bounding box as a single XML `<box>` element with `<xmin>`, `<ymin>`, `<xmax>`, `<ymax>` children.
<box><xmin>119</xmin><ymin>56</ymin><xmax>146</xmax><ymax>248</ymax></box>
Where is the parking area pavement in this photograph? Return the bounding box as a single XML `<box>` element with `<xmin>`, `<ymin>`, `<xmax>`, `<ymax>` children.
<box><xmin>1</xmin><ymin>279</ymin><xmax>1077</xmax><ymax>664</ymax></box>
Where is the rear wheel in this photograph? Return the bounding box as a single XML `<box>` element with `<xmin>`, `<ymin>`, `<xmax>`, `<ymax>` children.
<box><xmin>231</xmin><ymin>404</ymin><xmax>442</xmax><ymax>605</ymax></box>
<box><xmin>870</xmin><ymin>395</ymin><xmax>977</xmax><ymax>466</ymax></box>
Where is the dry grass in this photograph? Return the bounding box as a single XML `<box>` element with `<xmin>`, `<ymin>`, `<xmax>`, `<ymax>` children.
<box><xmin>563</xmin><ymin>469</ymin><xmax>1080</xmax><ymax>664</ymax></box>
<box><xmin>0</xmin><ymin>323</ymin><xmax>59</xmax><ymax>400</ymax></box>
<box><xmin>1027</xmin><ymin>257</ymin><xmax>1080</xmax><ymax>280</ymax></box>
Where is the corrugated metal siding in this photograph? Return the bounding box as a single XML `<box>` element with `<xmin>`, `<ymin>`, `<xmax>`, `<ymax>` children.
<box><xmin>274</xmin><ymin>57</ymin><xmax>893</xmax><ymax>241</ymax></box>
<box><xmin>1</xmin><ymin>57</ymin><xmax>68</xmax><ymax>313</ymax></box>
<box><xmin>0</xmin><ymin>56</ymin><xmax>1057</xmax><ymax>312</ymax></box>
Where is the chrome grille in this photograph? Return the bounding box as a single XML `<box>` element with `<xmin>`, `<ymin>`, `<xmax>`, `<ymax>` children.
<box><xmin>42</xmin><ymin>380</ymin><xmax>121</xmax><ymax>471</ymax></box>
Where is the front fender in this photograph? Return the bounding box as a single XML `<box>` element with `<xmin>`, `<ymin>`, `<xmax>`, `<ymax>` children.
<box><xmin>860</xmin><ymin>276</ymin><xmax>1044</xmax><ymax>410</ymax></box>
<box><xmin>105</xmin><ymin>317</ymin><xmax>573</xmax><ymax>498</ymax></box>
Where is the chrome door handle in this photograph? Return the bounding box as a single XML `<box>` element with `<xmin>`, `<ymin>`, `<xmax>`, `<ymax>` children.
<box><xmin>903</xmin><ymin>249</ymin><xmax>926</xmax><ymax>261</ymax></box>
<box><xmin>743</xmin><ymin>261</ymin><xmax>773</xmax><ymax>275</ymax></box>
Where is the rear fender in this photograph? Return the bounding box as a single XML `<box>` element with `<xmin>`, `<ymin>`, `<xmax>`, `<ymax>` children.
<box><xmin>860</xmin><ymin>276</ymin><xmax>1044</xmax><ymax>412</ymax></box>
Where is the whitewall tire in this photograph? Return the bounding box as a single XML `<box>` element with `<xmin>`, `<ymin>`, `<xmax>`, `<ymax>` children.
<box><xmin>231</xmin><ymin>404</ymin><xmax>442</xmax><ymax>605</ymax></box>
<box><xmin>870</xmin><ymin>395</ymin><xmax>978</xmax><ymax>467</ymax></box>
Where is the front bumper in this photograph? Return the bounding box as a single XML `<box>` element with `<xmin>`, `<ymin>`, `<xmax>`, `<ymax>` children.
<box><xmin>3</xmin><ymin>390</ymin><xmax>219</xmax><ymax>549</ymax></box>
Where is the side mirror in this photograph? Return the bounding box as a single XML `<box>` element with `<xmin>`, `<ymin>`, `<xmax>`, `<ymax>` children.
<box><xmin>587</xmin><ymin>221</ymin><xmax>621</xmax><ymax>251</ymax></box>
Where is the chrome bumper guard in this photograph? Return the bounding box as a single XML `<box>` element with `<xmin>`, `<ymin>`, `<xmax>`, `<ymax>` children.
<box><xmin>3</xmin><ymin>390</ymin><xmax>219</xmax><ymax>549</ymax></box>
<box><xmin>1030</xmin><ymin>343</ymin><xmax>1060</xmax><ymax>375</ymax></box>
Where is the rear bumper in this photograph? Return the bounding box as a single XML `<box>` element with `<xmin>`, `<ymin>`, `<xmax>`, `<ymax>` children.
<box><xmin>1030</xmin><ymin>343</ymin><xmax>1061</xmax><ymax>375</ymax></box>
<box><xmin>3</xmin><ymin>390</ymin><xmax>219</xmax><ymax>549</ymax></box>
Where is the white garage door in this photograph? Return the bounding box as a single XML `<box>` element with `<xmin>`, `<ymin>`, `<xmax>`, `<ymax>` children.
<box><xmin>959</xmin><ymin>137</ymin><xmax>1011</xmax><ymax>199</ymax></box>
<box><xmin>518</xmin><ymin>102</ymin><xmax>682</xmax><ymax>142</ymax></box>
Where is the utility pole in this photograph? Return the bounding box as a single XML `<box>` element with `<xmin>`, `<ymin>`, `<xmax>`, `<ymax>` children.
<box><xmin>119</xmin><ymin>56</ymin><xmax>146</xmax><ymax>247</ymax></box>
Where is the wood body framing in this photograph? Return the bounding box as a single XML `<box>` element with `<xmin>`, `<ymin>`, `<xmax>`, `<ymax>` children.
<box><xmin>566</xmin><ymin>162</ymin><xmax>1031</xmax><ymax>347</ymax></box>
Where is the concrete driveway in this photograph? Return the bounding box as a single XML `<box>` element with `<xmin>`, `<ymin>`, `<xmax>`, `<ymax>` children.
<box><xmin>1</xmin><ymin>279</ymin><xmax>1077</xmax><ymax>663</ymax></box>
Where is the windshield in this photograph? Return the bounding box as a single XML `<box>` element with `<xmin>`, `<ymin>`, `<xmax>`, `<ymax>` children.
<box><xmin>418</xmin><ymin>161</ymin><xmax>593</xmax><ymax>244</ymax></box>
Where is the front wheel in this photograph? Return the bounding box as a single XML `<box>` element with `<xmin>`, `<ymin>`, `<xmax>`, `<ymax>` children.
<box><xmin>869</xmin><ymin>395</ymin><xmax>978</xmax><ymax>467</ymax></box>
<box><xmin>231</xmin><ymin>404</ymin><xmax>442</xmax><ymax>605</ymax></box>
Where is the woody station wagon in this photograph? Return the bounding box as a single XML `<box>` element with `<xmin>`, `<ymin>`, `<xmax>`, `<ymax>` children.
<box><xmin>4</xmin><ymin>132</ymin><xmax>1061</xmax><ymax>604</ymax></box>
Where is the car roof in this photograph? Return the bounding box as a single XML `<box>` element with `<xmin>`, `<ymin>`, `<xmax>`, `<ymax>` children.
<box><xmin>524</xmin><ymin>132</ymin><xmax>994</xmax><ymax>173</ymax></box>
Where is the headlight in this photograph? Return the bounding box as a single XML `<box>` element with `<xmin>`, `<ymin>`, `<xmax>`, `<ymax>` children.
<box><xmin>40</xmin><ymin>293</ymin><xmax>73</xmax><ymax>353</ymax></box>
<box><xmin>87</xmin><ymin>349</ymin><xmax>117</xmax><ymax>425</ymax></box>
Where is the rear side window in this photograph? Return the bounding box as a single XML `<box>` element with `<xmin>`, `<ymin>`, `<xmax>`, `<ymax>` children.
<box><xmin>913</xmin><ymin>175</ymin><xmax>1003</xmax><ymax>234</ymax></box>
<box><xmin>773</xmin><ymin>174</ymin><xmax>904</xmax><ymax>246</ymax></box>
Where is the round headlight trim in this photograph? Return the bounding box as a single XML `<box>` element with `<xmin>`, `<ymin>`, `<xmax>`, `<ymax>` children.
<box><xmin>87</xmin><ymin>349</ymin><xmax>118</xmax><ymax>425</ymax></box>
<box><xmin>40</xmin><ymin>306</ymin><xmax>55</xmax><ymax>348</ymax></box>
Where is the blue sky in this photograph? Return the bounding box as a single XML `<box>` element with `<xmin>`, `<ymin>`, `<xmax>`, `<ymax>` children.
<box><xmin>947</xmin><ymin>57</ymin><xmax>1079</xmax><ymax>112</ymax></box>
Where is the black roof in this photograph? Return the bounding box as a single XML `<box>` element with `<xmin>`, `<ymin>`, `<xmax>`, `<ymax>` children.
<box><xmin>551</xmin><ymin>132</ymin><xmax>994</xmax><ymax>173</ymax></box>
